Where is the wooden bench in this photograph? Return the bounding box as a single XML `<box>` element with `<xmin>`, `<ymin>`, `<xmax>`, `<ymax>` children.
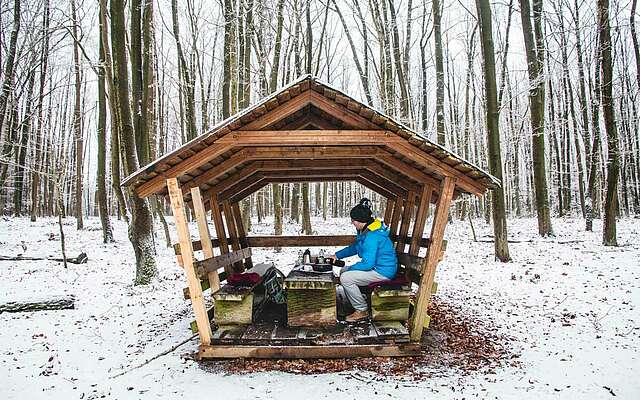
<box><xmin>207</xmin><ymin>248</ymin><xmax>261</xmax><ymax>326</ymax></box>
<box><xmin>369</xmin><ymin>248</ymin><xmax>444</xmax><ymax>323</ymax></box>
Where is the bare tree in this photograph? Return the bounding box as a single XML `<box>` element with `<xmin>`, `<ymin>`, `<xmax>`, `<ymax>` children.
<box><xmin>110</xmin><ymin>0</ymin><xmax>157</xmax><ymax>284</ymax></box>
<box><xmin>476</xmin><ymin>0</ymin><xmax>511</xmax><ymax>261</ymax></box>
<box><xmin>519</xmin><ymin>0</ymin><xmax>553</xmax><ymax>236</ymax></box>
<box><xmin>598</xmin><ymin>0</ymin><xmax>620</xmax><ymax>246</ymax></box>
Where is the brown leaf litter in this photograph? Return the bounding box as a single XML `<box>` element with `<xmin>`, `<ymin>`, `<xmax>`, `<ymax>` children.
<box><xmin>199</xmin><ymin>297</ymin><xmax>520</xmax><ymax>379</ymax></box>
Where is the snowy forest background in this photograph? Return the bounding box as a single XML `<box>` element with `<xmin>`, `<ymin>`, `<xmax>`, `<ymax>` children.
<box><xmin>0</xmin><ymin>0</ymin><xmax>638</xmax><ymax>282</ymax></box>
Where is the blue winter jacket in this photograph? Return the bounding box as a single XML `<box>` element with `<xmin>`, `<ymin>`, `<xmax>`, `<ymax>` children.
<box><xmin>335</xmin><ymin>219</ymin><xmax>398</xmax><ymax>279</ymax></box>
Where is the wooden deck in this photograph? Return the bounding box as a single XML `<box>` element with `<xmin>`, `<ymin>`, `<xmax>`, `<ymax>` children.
<box><xmin>197</xmin><ymin>320</ymin><xmax>420</xmax><ymax>359</ymax></box>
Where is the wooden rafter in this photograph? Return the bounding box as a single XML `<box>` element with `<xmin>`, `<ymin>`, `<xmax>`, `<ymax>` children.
<box><xmin>136</xmin><ymin>143</ymin><xmax>234</xmax><ymax>198</ymax></box>
<box><xmin>216</xmin><ymin>130</ymin><xmax>403</xmax><ymax>146</ymax></box>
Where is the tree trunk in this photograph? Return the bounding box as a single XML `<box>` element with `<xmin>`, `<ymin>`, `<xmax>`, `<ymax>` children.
<box><xmin>111</xmin><ymin>0</ymin><xmax>157</xmax><ymax>284</ymax></box>
<box><xmin>71</xmin><ymin>0</ymin><xmax>84</xmax><ymax>230</ymax></box>
<box><xmin>476</xmin><ymin>0</ymin><xmax>511</xmax><ymax>262</ymax></box>
<box><xmin>171</xmin><ymin>0</ymin><xmax>197</xmax><ymax>140</ymax></box>
<box><xmin>99</xmin><ymin>0</ymin><xmax>128</xmax><ymax>223</ymax></box>
<box><xmin>97</xmin><ymin>14</ymin><xmax>114</xmax><ymax>243</ymax></box>
<box><xmin>302</xmin><ymin>183</ymin><xmax>312</xmax><ymax>234</ymax></box>
<box><xmin>0</xmin><ymin>0</ymin><xmax>20</xmax><ymax>151</ymax></box>
<box><xmin>388</xmin><ymin>0</ymin><xmax>411</xmax><ymax>122</ymax></box>
<box><xmin>631</xmin><ymin>0</ymin><xmax>640</xmax><ymax>89</ymax></box>
<box><xmin>14</xmin><ymin>65</ymin><xmax>36</xmax><ymax>216</ymax></box>
<box><xmin>433</xmin><ymin>0</ymin><xmax>446</xmax><ymax>145</ymax></box>
<box><xmin>598</xmin><ymin>0</ymin><xmax>619</xmax><ymax>246</ymax></box>
<box><xmin>30</xmin><ymin>0</ymin><xmax>50</xmax><ymax>222</ymax></box>
<box><xmin>519</xmin><ymin>0</ymin><xmax>553</xmax><ymax>235</ymax></box>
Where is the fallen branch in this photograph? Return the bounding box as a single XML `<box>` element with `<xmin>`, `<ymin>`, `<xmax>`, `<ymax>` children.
<box><xmin>0</xmin><ymin>295</ymin><xmax>75</xmax><ymax>313</ymax></box>
<box><xmin>110</xmin><ymin>334</ymin><xmax>198</xmax><ymax>379</ymax></box>
<box><xmin>0</xmin><ymin>252</ymin><xmax>88</xmax><ymax>264</ymax></box>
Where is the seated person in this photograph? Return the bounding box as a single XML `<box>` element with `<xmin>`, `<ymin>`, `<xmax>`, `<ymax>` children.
<box><xmin>329</xmin><ymin>198</ymin><xmax>398</xmax><ymax>322</ymax></box>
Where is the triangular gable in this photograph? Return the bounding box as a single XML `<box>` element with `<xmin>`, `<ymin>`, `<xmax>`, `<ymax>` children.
<box><xmin>122</xmin><ymin>75</ymin><xmax>499</xmax><ymax>200</ymax></box>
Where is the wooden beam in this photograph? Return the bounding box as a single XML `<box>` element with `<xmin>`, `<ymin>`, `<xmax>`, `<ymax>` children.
<box><xmin>197</xmin><ymin>343</ymin><xmax>421</xmax><ymax>359</ymax></box>
<box><xmin>304</xmin><ymin>90</ymin><xmax>381</xmax><ymax>129</ymax></box>
<box><xmin>136</xmin><ymin>143</ymin><xmax>233</xmax><ymax>198</ymax></box>
<box><xmin>214</xmin><ymin>172</ymin><xmax>265</xmax><ymax>203</ymax></box>
<box><xmin>359</xmin><ymin>171</ymin><xmax>409</xmax><ymax>199</ymax></box>
<box><xmin>179</xmin><ymin>149</ymin><xmax>250</xmax><ymax>195</ymax></box>
<box><xmin>410</xmin><ymin>177</ymin><xmax>456</xmax><ymax>342</ymax></box>
<box><xmin>239</xmin><ymin>90</ymin><xmax>315</xmax><ymax>130</ymax></box>
<box><xmin>232</xmin><ymin>202</ymin><xmax>253</xmax><ymax>269</ymax></box>
<box><xmin>248</xmin><ymin>146</ymin><xmax>382</xmax><ymax>159</ymax></box>
<box><xmin>176</xmin><ymin>235</ymin><xmax>434</xmax><ymax>253</ymax></box>
<box><xmin>246</xmin><ymin>235</ymin><xmax>356</xmax><ymax>247</ymax></box>
<box><xmin>209</xmin><ymin>160</ymin><xmax>414</xmax><ymax>203</ymax></box>
<box><xmin>216</xmin><ymin>130</ymin><xmax>403</xmax><ymax>146</ymax></box>
<box><xmin>191</xmin><ymin>187</ymin><xmax>220</xmax><ymax>293</ymax></box>
<box><xmin>395</xmin><ymin>191</ymin><xmax>416</xmax><ymax>251</ymax></box>
<box><xmin>383</xmin><ymin>198</ymin><xmax>394</xmax><ymax>225</ymax></box>
<box><xmin>388</xmin><ymin>142</ymin><xmax>484</xmax><ymax>195</ymax></box>
<box><xmin>167</xmin><ymin>178</ymin><xmax>212</xmax><ymax>345</ymax></box>
<box><xmin>409</xmin><ymin>186</ymin><xmax>434</xmax><ymax>255</ymax></box>
<box><xmin>210</xmin><ymin>195</ymin><xmax>232</xmax><ymax>276</ymax></box>
<box><xmin>389</xmin><ymin>196</ymin><xmax>404</xmax><ymax>239</ymax></box>
<box><xmin>194</xmin><ymin>248</ymin><xmax>252</xmax><ymax>278</ymax></box>
<box><xmin>378</xmin><ymin>152</ymin><xmax>442</xmax><ymax>191</ymax></box>
<box><xmin>222</xmin><ymin>200</ymin><xmax>243</xmax><ymax>272</ymax></box>
<box><xmin>279</xmin><ymin>113</ymin><xmax>340</xmax><ymax>130</ymax></box>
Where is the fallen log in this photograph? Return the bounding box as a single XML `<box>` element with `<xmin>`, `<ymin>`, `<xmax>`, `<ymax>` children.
<box><xmin>0</xmin><ymin>295</ymin><xmax>76</xmax><ymax>313</ymax></box>
<box><xmin>0</xmin><ymin>252</ymin><xmax>88</xmax><ymax>264</ymax></box>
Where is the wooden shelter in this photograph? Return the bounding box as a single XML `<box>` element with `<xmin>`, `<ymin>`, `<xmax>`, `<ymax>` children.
<box><xmin>122</xmin><ymin>75</ymin><xmax>499</xmax><ymax>359</ymax></box>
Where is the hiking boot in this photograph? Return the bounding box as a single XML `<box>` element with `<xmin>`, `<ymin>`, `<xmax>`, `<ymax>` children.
<box><xmin>346</xmin><ymin>310</ymin><xmax>369</xmax><ymax>322</ymax></box>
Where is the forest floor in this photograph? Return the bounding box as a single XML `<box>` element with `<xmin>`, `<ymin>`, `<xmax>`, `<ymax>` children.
<box><xmin>0</xmin><ymin>214</ymin><xmax>638</xmax><ymax>399</ymax></box>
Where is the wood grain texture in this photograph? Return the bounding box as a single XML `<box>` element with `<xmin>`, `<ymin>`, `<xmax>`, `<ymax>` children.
<box><xmin>167</xmin><ymin>178</ymin><xmax>212</xmax><ymax>345</ymax></box>
<box><xmin>410</xmin><ymin>177</ymin><xmax>456</xmax><ymax>341</ymax></box>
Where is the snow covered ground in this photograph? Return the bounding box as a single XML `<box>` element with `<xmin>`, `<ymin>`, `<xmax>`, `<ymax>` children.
<box><xmin>0</xmin><ymin>214</ymin><xmax>638</xmax><ymax>399</ymax></box>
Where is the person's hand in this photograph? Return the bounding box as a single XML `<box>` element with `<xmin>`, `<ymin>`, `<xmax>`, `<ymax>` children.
<box><xmin>328</xmin><ymin>254</ymin><xmax>337</xmax><ymax>263</ymax></box>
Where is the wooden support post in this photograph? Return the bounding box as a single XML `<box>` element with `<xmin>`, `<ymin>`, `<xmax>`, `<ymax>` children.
<box><xmin>408</xmin><ymin>186</ymin><xmax>433</xmax><ymax>255</ymax></box>
<box><xmin>210</xmin><ymin>195</ymin><xmax>232</xmax><ymax>276</ymax></box>
<box><xmin>383</xmin><ymin>198</ymin><xmax>394</xmax><ymax>225</ymax></box>
<box><xmin>232</xmin><ymin>202</ymin><xmax>253</xmax><ymax>269</ymax></box>
<box><xmin>167</xmin><ymin>178</ymin><xmax>212</xmax><ymax>345</ymax></box>
<box><xmin>410</xmin><ymin>177</ymin><xmax>455</xmax><ymax>342</ymax></box>
<box><xmin>389</xmin><ymin>196</ymin><xmax>404</xmax><ymax>241</ymax></box>
<box><xmin>191</xmin><ymin>187</ymin><xmax>220</xmax><ymax>293</ymax></box>
<box><xmin>222</xmin><ymin>200</ymin><xmax>243</xmax><ymax>272</ymax></box>
<box><xmin>395</xmin><ymin>191</ymin><xmax>415</xmax><ymax>252</ymax></box>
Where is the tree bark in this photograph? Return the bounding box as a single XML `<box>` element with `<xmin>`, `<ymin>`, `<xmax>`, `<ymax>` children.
<box><xmin>111</xmin><ymin>0</ymin><xmax>157</xmax><ymax>284</ymax></box>
<box><xmin>388</xmin><ymin>0</ymin><xmax>411</xmax><ymax>122</ymax></box>
<box><xmin>171</xmin><ymin>0</ymin><xmax>197</xmax><ymax>140</ymax></box>
<box><xmin>71</xmin><ymin>0</ymin><xmax>84</xmax><ymax>230</ymax></box>
<box><xmin>433</xmin><ymin>0</ymin><xmax>446</xmax><ymax>145</ymax></box>
<box><xmin>30</xmin><ymin>0</ymin><xmax>50</xmax><ymax>222</ymax></box>
<box><xmin>476</xmin><ymin>0</ymin><xmax>511</xmax><ymax>262</ymax></box>
<box><xmin>598</xmin><ymin>0</ymin><xmax>619</xmax><ymax>246</ymax></box>
<box><xmin>0</xmin><ymin>0</ymin><xmax>20</xmax><ymax>145</ymax></box>
<box><xmin>97</xmin><ymin>13</ymin><xmax>114</xmax><ymax>243</ymax></box>
<box><xmin>13</xmin><ymin>62</ymin><xmax>36</xmax><ymax>216</ymax></box>
<box><xmin>519</xmin><ymin>0</ymin><xmax>553</xmax><ymax>236</ymax></box>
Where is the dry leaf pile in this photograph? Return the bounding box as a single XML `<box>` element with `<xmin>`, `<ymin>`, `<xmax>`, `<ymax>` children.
<box><xmin>201</xmin><ymin>297</ymin><xmax>520</xmax><ymax>379</ymax></box>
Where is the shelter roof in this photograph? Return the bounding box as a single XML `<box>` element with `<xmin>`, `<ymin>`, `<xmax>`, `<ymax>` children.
<box><xmin>122</xmin><ymin>75</ymin><xmax>499</xmax><ymax>204</ymax></box>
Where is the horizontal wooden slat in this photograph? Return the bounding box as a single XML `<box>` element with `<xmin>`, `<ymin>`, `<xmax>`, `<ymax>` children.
<box><xmin>194</xmin><ymin>248</ymin><xmax>252</xmax><ymax>278</ymax></box>
<box><xmin>216</xmin><ymin>130</ymin><xmax>404</xmax><ymax>146</ymax></box>
<box><xmin>197</xmin><ymin>343</ymin><xmax>421</xmax><ymax>359</ymax></box>
<box><xmin>175</xmin><ymin>236</ymin><xmax>436</xmax><ymax>254</ymax></box>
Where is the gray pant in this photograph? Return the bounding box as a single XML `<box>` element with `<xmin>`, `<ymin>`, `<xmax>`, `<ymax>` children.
<box><xmin>338</xmin><ymin>269</ymin><xmax>388</xmax><ymax>312</ymax></box>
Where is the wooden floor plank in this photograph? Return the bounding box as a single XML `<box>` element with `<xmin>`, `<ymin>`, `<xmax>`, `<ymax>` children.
<box><xmin>198</xmin><ymin>343</ymin><xmax>421</xmax><ymax>359</ymax></box>
<box><xmin>373</xmin><ymin>321</ymin><xmax>410</xmax><ymax>343</ymax></box>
